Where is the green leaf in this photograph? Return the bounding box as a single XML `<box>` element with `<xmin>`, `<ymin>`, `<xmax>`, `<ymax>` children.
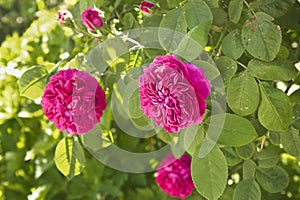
<box><xmin>228</xmin><ymin>0</ymin><xmax>243</xmax><ymax>24</ymax></box>
<box><xmin>86</xmin><ymin>38</ymin><xmax>129</xmax><ymax>73</ymax></box>
<box><xmin>257</xmin><ymin>149</ymin><xmax>280</xmax><ymax>168</ymax></box>
<box><xmin>290</xmin><ymin>89</ymin><xmax>300</xmax><ymax>105</ymax></box>
<box><xmin>159</xmin><ymin>0</ymin><xmax>181</xmax><ymax>9</ymax></box>
<box><xmin>269</xmin><ymin>131</ymin><xmax>281</xmax><ymax>145</ymax></box>
<box><xmin>212</xmin><ymin>8</ymin><xmax>228</xmax><ymax>27</ymax></box>
<box><xmin>128</xmin><ymin>89</ymin><xmax>143</xmax><ymax>119</ymax></box>
<box><xmin>222</xmin><ymin>147</ymin><xmax>242</xmax><ymax>166</ymax></box>
<box><xmin>159</xmin><ymin>7</ymin><xmax>187</xmax><ymax>51</ymax></box>
<box><xmin>222</xmin><ymin>29</ymin><xmax>245</xmax><ymax>60</ymax></box>
<box><xmin>236</xmin><ymin>142</ymin><xmax>255</xmax><ymax>160</ymax></box>
<box><xmin>54</xmin><ymin>137</ymin><xmax>85</xmax><ymax>180</ymax></box>
<box><xmin>184</xmin><ymin>0</ymin><xmax>213</xmax><ymax>29</ymax></box>
<box><xmin>280</xmin><ymin>127</ymin><xmax>300</xmax><ymax>156</ymax></box>
<box><xmin>191</xmin><ymin>60</ymin><xmax>220</xmax><ymax>81</ymax></box>
<box><xmin>192</xmin><ymin>145</ymin><xmax>227</xmax><ymax>200</ymax></box>
<box><xmin>250</xmin><ymin>0</ymin><xmax>296</xmax><ymax>18</ymax></box>
<box><xmin>203</xmin><ymin>0</ymin><xmax>219</xmax><ymax>8</ymax></box>
<box><xmin>19</xmin><ymin>66</ymin><xmax>49</xmax><ymax>100</ymax></box>
<box><xmin>183</xmin><ymin>125</ymin><xmax>205</xmax><ymax>155</ymax></box>
<box><xmin>188</xmin><ymin>24</ymin><xmax>209</xmax><ymax>47</ymax></box>
<box><xmin>258</xmin><ymin>83</ymin><xmax>293</xmax><ymax>131</ymax></box>
<box><xmin>247</xmin><ymin>58</ymin><xmax>297</xmax><ymax>81</ymax></box>
<box><xmin>182</xmin><ymin>0</ymin><xmax>213</xmax><ymax>47</ymax></box>
<box><xmin>292</xmin><ymin>103</ymin><xmax>300</xmax><ymax>129</ymax></box>
<box><xmin>206</xmin><ymin>114</ymin><xmax>258</xmax><ymax>147</ymax></box>
<box><xmin>255</xmin><ymin>166</ymin><xmax>289</xmax><ymax>193</ymax></box>
<box><xmin>243</xmin><ymin>160</ymin><xmax>257</xmax><ymax>180</ymax></box>
<box><xmin>227</xmin><ymin>73</ymin><xmax>260</xmax><ymax>116</ymax></box>
<box><xmin>175</xmin><ymin>27</ymin><xmax>204</xmax><ymax>61</ymax></box>
<box><xmin>233</xmin><ymin>180</ymin><xmax>261</xmax><ymax>200</ymax></box>
<box><xmin>215</xmin><ymin>56</ymin><xmax>237</xmax><ymax>86</ymax></box>
<box><xmin>242</xmin><ymin>12</ymin><xmax>282</xmax><ymax>61</ymax></box>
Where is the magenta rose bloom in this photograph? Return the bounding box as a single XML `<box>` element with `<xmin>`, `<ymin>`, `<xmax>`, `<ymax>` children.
<box><xmin>138</xmin><ymin>55</ymin><xmax>210</xmax><ymax>133</ymax></box>
<box><xmin>41</xmin><ymin>69</ymin><xmax>106</xmax><ymax>134</ymax></box>
<box><xmin>81</xmin><ymin>8</ymin><xmax>104</xmax><ymax>30</ymax></box>
<box><xmin>156</xmin><ymin>154</ymin><xmax>194</xmax><ymax>199</ymax></box>
<box><xmin>140</xmin><ymin>1</ymin><xmax>155</xmax><ymax>15</ymax></box>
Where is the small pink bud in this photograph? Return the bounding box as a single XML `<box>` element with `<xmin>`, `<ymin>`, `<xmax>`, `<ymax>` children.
<box><xmin>140</xmin><ymin>1</ymin><xmax>155</xmax><ymax>15</ymax></box>
<box><xmin>81</xmin><ymin>8</ymin><xmax>104</xmax><ymax>30</ymax></box>
<box><xmin>58</xmin><ymin>10</ymin><xmax>72</xmax><ymax>25</ymax></box>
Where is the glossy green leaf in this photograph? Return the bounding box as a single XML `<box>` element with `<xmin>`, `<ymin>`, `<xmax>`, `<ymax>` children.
<box><xmin>247</xmin><ymin>58</ymin><xmax>297</xmax><ymax>81</ymax></box>
<box><xmin>192</xmin><ymin>145</ymin><xmax>227</xmax><ymax>200</ymax></box>
<box><xmin>227</xmin><ymin>73</ymin><xmax>260</xmax><ymax>116</ymax></box>
<box><xmin>236</xmin><ymin>142</ymin><xmax>255</xmax><ymax>160</ymax></box>
<box><xmin>215</xmin><ymin>56</ymin><xmax>237</xmax><ymax>86</ymax></box>
<box><xmin>250</xmin><ymin>0</ymin><xmax>295</xmax><ymax>18</ymax></box>
<box><xmin>243</xmin><ymin>160</ymin><xmax>257</xmax><ymax>180</ymax></box>
<box><xmin>54</xmin><ymin>137</ymin><xmax>85</xmax><ymax>180</ymax></box>
<box><xmin>242</xmin><ymin>12</ymin><xmax>282</xmax><ymax>61</ymax></box>
<box><xmin>233</xmin><ymin>180</ymin><xmax>261</xmax><ymax>200</ymax></box>
<box><xmin>222</xmin><ymin>29</ymin><xmax>245</xmax><ymax>59</ymax></box>
<box><xmin>228</xmin><ymin>0</ymin><xmax>243</xmax><ymax>24</ymax></box>
<box><xmin>280</xmin><ymin>127</ymin><xmax>300</xmax><ymax>157</ymax></box>
<box><xmin>258</xmin><ymin>83</ymin><xmax>293</xmax><ymax>131</ymax></box>
<box><xmin>257</xmin><ymin>149</ymin><xmax>280</xmax><ymax>168</ymax></box>
<box><xmin>19</xmin><ymin>66</ymin><xmax>49</xmax><ymax>100</ymax></box>
<box><xmin>206</xmin><ymin>113</ymin><xmax>258</xmax><ymax>147</ymax></box>
<box><xmin>256</xmin><ymin>166</ymin><xmax>289</xmax><ymax>193</ymax></box>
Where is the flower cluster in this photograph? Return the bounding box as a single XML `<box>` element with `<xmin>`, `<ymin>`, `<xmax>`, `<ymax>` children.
<box><xmin>41</xmin><ymin>69</ymin><xmax>106</xmax><ymax>134</ymax></box>
<box><xmin>139</xmin><ymin>55</ymin><xmax>210</xmax><ymax>133</ymax></box>
<box><xmin>156</xmin><ymin>154</ymin><xmax>194</xmax><ymax>199</ymax></box>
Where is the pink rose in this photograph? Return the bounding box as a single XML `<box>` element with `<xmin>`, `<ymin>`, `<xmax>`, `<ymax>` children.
<box><xmin>140</xmin><ymin>1</ymin><xmax>155</xmax><ymax>15</ymax></box>
<box><xmin>138</xmin><ymin>55</ymin><xmax>210</xmax><ymax>133</ymax></box>
<box><xmin>81</xmin><ymin>8</ymin><xmax>104</xmax><ymax>30</ymax></box>
<box><xmin>156</xmin><ymin>154</ymin><xmax>195</xmax><ymax>199</ymax></box>
<box><xmin>41</xmin><ymin>69</ymin><xmax>106</xmax><ymax>134</ymax></box>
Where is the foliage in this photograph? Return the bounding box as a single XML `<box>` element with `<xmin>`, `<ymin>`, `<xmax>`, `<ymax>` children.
<box><xmin>0</xmin><ymin>0</ymin><xmax>300</xmax><ymax>199</ymax></box>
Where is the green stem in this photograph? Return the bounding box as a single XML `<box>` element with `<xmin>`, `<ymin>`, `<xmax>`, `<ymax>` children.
<box><xmin>236</xmin><ymin>61</ymin><xmax>247</xmax><ymax>69</ymax></box>
<box><xmin>242</xmin><ymin>0</ymin><xmax>256</xmax><ymax>16</ymax></box>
